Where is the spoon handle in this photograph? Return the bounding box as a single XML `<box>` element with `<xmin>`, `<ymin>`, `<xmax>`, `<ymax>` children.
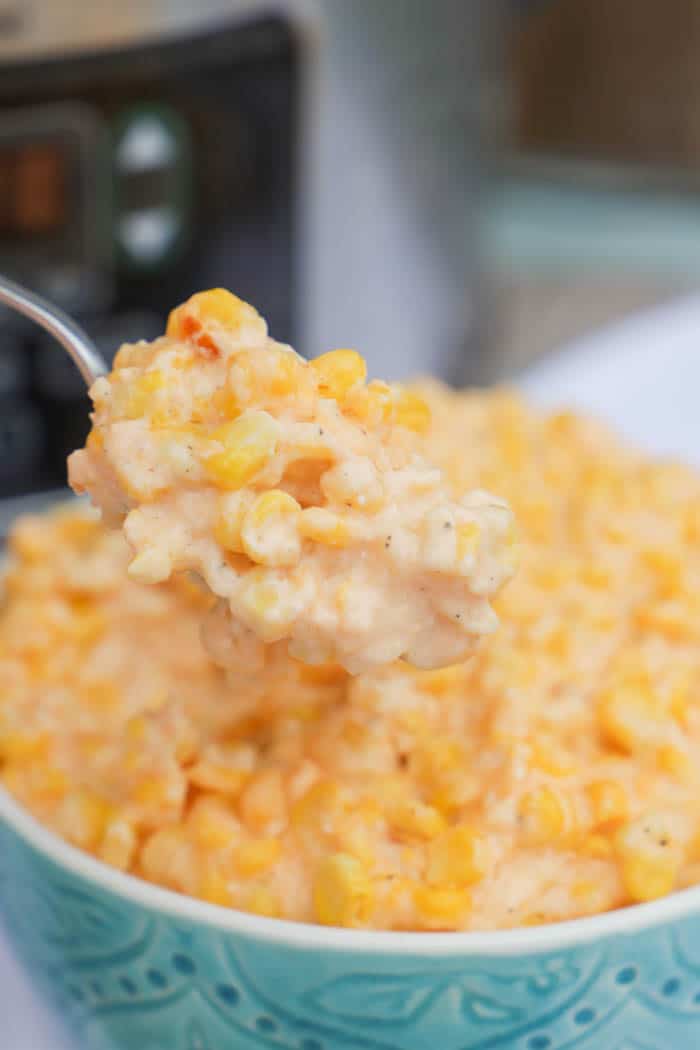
<box><xmin>0</xmin><ymin>274</ymin><xmax>108</xmax><ymax>387</ymax></box>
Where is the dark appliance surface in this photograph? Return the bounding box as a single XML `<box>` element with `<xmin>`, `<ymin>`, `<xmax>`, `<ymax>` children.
<box><xmin>0</xmin><ymin>14</ymin><xmax>298</xmax><ymax>498</ymax></box>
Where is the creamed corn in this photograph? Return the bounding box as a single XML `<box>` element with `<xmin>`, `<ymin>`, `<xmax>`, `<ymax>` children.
<box><xmin>1</xmin><ymin>331</ymin><xmax>699</xmax><ymax>931</ymax></box>
<box><xmin>68</xmin><ymin>289</ymin><xmax>516</xmax><ymax>674</ymax></box>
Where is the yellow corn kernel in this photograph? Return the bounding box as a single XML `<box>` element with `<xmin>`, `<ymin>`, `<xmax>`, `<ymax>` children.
<box><xmin>426</xmin><ymin>826</ymin><xmax>487</xmax><ymax>887</ymax></box>
<box><xmin>73</xmin><ymin>734</ymin><xmax>104</xmax><ymax>762</ymax></box>
<box><xmin>386</xmin><ymin>799</ymin><xmax>446</xmax><ymax>842</ymax></box>
<box><xmin>188</xmin><ymin>761</ymin><xmax>249</xmax><ymax>797</ymax></box>
<box><xmin>25</xmin><ymin>764</ymin><xmax>69</xmax><ymax>801</ymax></box>
<box><xmin>615</xmin><ymin>813</ymin><xmax>682</xmax><ymax>903</ymax></box>
<box><xmin>8</xmin><ymin>521</ymin><xmax>50</xmax><ymax>561</ymax></box>
<box><xmin>429</xmin><ymin>765</ymin><xmax>474</xmax><ymax>811</ymax></box>
<box><xmin>571</xmin><ymin>879</ymin><xmax>606</xmax><ymax>910</ymax></box>
<box><xmin>127</xmin><ymin>548</ymin><xmax>172</xmax><ymax>585</ymax></box>
<box><xmin>69</xmin><ymin>609</ymin><xmax>107</xmax><ymax>647</ymax></box>
<box><xmin>167</xmin><ymin>288</ymin><xmax>259</xmax><ymax>338</ymax></box>
<box><xmin>99</xmin><ymin>818</ymin><xmax>137</xmax><ymax>871</ymax></box>
<box><xmin>237</xmin><ymin>567</ymin><xmax>300</xmax><ymax>642</ymax></box>
<box><xmin>313</xmin><ymin>853</ymin><xmax>374</xmax><ymax>927</ymax></box>
<box><xmin>140</xmin><ymin>827</ymin><xmax>190</xmax><ymax>887</ymax></box>
<box><xmin>658</xmin><ymin>744</ymin><xmax>693</xmax><ymax>782</ymax></box>
<box><xmin>204</xmin><ymin>410</ymin><xmax>279</xmax><ymax>489</ymax></box>
<box><xmin>580</xmin><ymin>833</ymin><xmax>613</xmax><ymax>859</ymax></box>
<box><xmin>546</xmin><ymin>408</ymin><xmax>579</xmax><ymax>437</ymax></box>
<box><xmin>518</xmin><ymin>496</ymin><xmax>553</xmax><ymax>540</ymax></box>
<box><xmin>132</xmin><ymin>775</ymin><xmax>177</xmax><ymax>810</ymax></box>
<box><xmin>393</xmin><ymin>389</ymin><xmax>431</xmax><ymax>433</ymax></box>
<box><xmin>238</xmin><ymin>769</ymin><xmax>286</xmax><ymax>832</ymax></box>
<box><xmin>199</xmin><ymin>869</ymin><xmax>235</xmax><ymax>907</ymax></box>
<box><xmin>641</xmin><ymin>547</ymin><xmax>682</xmax><ymax>593</ymax></box>
<box><xmin>112</xmin><ymin>342</ymin><xmax>137</xmax><ymax>369</ymax></box>
<box><xmin>188</xmin><ymin>796</ymin><xmax>240</xmax><ymax>850</ymax></box>
<box><xmin>166</xmin><ymin>306</ymin><xmax>185</xmax><ymax>338</ymax></box>
<box><xmin>124</xmin><ymin>370</ymin><xmax>165</xmax><ymax>420</ymax></box>
<box><xmin>234</xmin><ymin>838</ymin><xmax>282</xmax><ymax>876</ymax></box>
<box><xmin>86</xmin><ymin>427</ymin><xmax>104</xmax><ymax>452</ymax></box>
<box><xmin>310</xmin><ymin>349</ymin><xmax>366</xmax><ymax>400</ymax></box>
<box><xmin>291</xmin><ymin>780</ymin><xmax>343</xmax><ymax>830</ymax></box>
<box><xmin>687</xmin><ymin>827</ymin><xmax>700</xmax><ymax>867</ymax></box>
<box><xmin>55</xmin><ymin>509</ymin><xmax>104</xmax><ymax>543</ymax></box>
<box><xmin>456</xmin><ymin>521</ymin><xmax>481</xmax><ymax>561</ymax></box>
<box><xmin>577</xmin><ymin>563</ymin><xmax>610</xmax><ymax>590</ymax></box>
<box><xmin>241</xmin><ymin>490</ymin><xmax>302</xmax><ymax>567</ymax></box>
<box><xmin>333</xmin><ymin>810</ymin><xmax>377</xmax><ymax>869</ymax></box>
<box><xmin>81</xmin><ymin>679</ymin><xmax>120</xmax><ymax>712</ymax></box>
<box><xmin>223</xmin><ymin>347</ymin><xmax>307</xmax><ymax>418</ymax></box>
<box><xmin>418</xmin><ymin>664</ymin><xmax>465</xmax><ymax>696</ymax></box>
<box><xmin>299</xmin><ymin>507</ymin><xmax>350</xmax><ymax>547</ymax></box>
<box><xmin>668</xmin><ymin>672</ymin><xmax>692</xmax><ymax>726</ymax></box>
<box><xmin>213</xmin><ymin>383</ymin><xmax>245</xmax><ymax>421</ymax></box>
<box><xmin>344</xmin><ymin>379</ymin><xmax>394</xmax><ymax>426</ymax></box>
<box><xmin>57</xmin><ymin>789</ymin><xmax>112</xmax><ymax>851</ymax></box>
<box><xmin>265</xmin><ymin>347</ymin><xmax>306</xmax><ymax>397</ymax></box>
<box><xmin>58</xmin><ymin>507</ymin><xmax>96</xmax><ymax>538</ymax></box>
<box><xmin>0</xmin><ymin>766</ymin><xmax>22</xmax><ymax>798</ymax></box>
<box><xmin>246</xmin><ymin>887</ymin><xmax>280</xmax><ymax>918</ymax></box>
<box><xmin>598</xmin><ymin>685</ymin><xmax>669</xmax><ymax>753</ymax></box>
<box><xmin>428</xmin><ymin>784</ymin><xmax>473</xmax><ymax>821</ymax></box>
<box><xmin>543</xmin><ymin>624</ymin><xmax>571</xmax><ymax>660</ymax></box>
<box><xmin>197</xmin><ymin>288</ymin><xmax>251</xmax><ymax>327</ymax></box>
<box><xmin>414</xmin><ymin>736</ymin><xmax>464</xmax><ymax>785</ymax></box>
<box><xmin>337</xmin><ymin>811</ymin><xmax>380</xmax><ymax>867</ymax></box>
<box><xmin>288</xmin><ymin>703</ymin><xmax>323</xmax><ymax>724</ymax></box>
<box><xmin>0</xmin><ymin>731</ymin><xmax>49</xmax><ymax>763</ymax></box>
<box><xmin>685</xmin><ymin>503</ymin><xmax>700</xmax><ymax>543</ymax></box>
<box><xmin>635</xmin><ymin>601</ymin><xmax>676</xmax><ymax>637</ymax></box>
<box><xmin>519</xmin><ymin>786</ymin><xmax>568</xmax><ymax>845</ymax></box>
<box><xmin>340</xmin><ymin>719</ymin><xmax>368</xmax><ymax>748</ymax></box>
<box><xmin>125</xmin><ymin>715</ymin><xmax>147</xmax><ymax>744</ymax></box>
<box><xmin>413</xmin><ymin>884</ymin><xmax>471</xmax><ymax>925</ymax></box>
<box><xmin>214</xmin><ymin>492</ymin><xmax>253</xmax><ymax>553</ymax></box>
<box><xmin>587</xmin><ymin>780</ymin><xmax>629</xmax><ymax>827</ymax></box>
<box><xmin>529</xmin><ymin>737</ymin><xmax>575</xmax><ymax>778</ymax></box>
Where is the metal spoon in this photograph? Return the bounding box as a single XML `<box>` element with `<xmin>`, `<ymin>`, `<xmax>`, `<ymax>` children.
<box><xmin>0</xmin><ymin>274</ymin><xmax>108</xmax><ymax>387</ymax></box>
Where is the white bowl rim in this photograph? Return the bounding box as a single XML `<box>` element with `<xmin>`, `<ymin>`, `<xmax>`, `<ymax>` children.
<box><xmin>2</xmin><ymin>783</ymin><xmax>700</xmax><ymax>957</ymax></box>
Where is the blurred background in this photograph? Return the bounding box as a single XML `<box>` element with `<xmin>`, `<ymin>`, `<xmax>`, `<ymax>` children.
<box><xmin>0</xmin><ymin>0</ymin><xmax>699</xmax><ymax>506</ymax></box>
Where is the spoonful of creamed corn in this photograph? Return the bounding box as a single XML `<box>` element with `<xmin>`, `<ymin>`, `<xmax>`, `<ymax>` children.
<box><xmin>67</xmin><ymin>288</ymin><xmax>518</xmax><ymax>674</ymax></box>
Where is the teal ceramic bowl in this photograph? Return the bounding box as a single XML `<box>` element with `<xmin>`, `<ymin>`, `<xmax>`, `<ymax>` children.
<box><xmin>2</xmin><ymin>788</ymin><xmax>700</xmax><ymax>1049</ymax></box>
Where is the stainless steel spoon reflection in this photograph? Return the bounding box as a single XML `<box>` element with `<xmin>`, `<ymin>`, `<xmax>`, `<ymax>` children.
<box><xmin>0</xmin><ymin>274</ymin><xmax>107</xmax><ymax>387</ymax></box>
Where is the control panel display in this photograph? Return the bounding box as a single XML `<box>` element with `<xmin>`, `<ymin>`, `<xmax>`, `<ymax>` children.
<box><xmin>0</xmin><ymin>141</ymin><xmax>67</xmax><ymax>237</ymax></box>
